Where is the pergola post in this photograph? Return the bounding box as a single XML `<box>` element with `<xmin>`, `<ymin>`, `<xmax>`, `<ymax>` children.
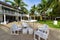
<box><xmin>15</xmin><ymin>12</ymin><xmax>19</xmax><ymax>21</ymax></box>
<box><xmin>16</xmin><ymin>16</ymin><xmax>19</xmax><ymax>22</ymax></box>
<box><xmin>21</xmin><ymin>15</ymin><xmax>22</xmax><ymax>21</ymax></box>
<box><xmin>26</xmin><ymin>14</ymin><xmax>29</xmax><ymax>20</ymax></box>
<box><xmin>4</xmin><ymin>13</ymin><xmax>6</xmax><ymax>24</ymax></box>
<box><xmin>34</xmin><ymin>15</ymin><xmax>35</xmax><ymax>20</ymax></box>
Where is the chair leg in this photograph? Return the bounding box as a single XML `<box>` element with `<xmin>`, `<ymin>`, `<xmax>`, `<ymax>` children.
<box><xmin>45</xmin><ymin>39</ymin><xmax>47</xmax><ymax>40</ymax></box>
<box><xmin>15</xmin><ymin>30</ymin><xmax>19</xmax><ymax>35</ymax></box>
<box><xmin>34</xmin><ymin>34</ymin><xmax>37</xmax><ymax>40</ymax></box>
<box><xmin>34</xmin><ymin>34</ymin><xmax>35</xmax><ymax>40</ymax></box>
<box><xmin>38</xmin><ymin>36</ymin><xmax>40</xmax><ymax>40</ymax></box>
<box><xmin>14</xmin><ymin>31</ymin><xmax>16</xmax><ymax>34</ymax></box>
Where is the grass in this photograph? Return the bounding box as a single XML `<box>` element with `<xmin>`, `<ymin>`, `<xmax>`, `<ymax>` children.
<box><xmin>38</xmin><ymin>20</ymin><xmax>60</xmax><ymax>29</ymax></box>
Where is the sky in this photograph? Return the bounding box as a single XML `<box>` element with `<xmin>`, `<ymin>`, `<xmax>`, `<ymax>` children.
<box><xmin>23</xmin><ymin>0</ymin><xmax>41</xmax><ymax>11</ymax></box>
<box><xmin>0</xmin><ymin>0</ymin><xmax>41</xmax><ymax>11</ymax></box>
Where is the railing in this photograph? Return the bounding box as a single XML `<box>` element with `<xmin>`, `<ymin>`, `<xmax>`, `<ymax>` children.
<box><xmin>4</xmin><ymin>11</ymin><xmax>20</xmax><ymax>16</ymax></box>
<box><xmin>1</xmin><ymin>9</ymin><xmax>21</xmax><ymax>16</ymax></box>
<box><xmin>2</xmin><ymin>10</ymin><xmax>16</xmax><ymax>14</ymax></box>
<box><xmin>0</xmin><ymin>10</ymin><xmax>2</xmax><ymax>14</ymax></box>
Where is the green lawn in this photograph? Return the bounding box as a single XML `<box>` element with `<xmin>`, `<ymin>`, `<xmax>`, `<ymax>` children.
<box><xmin>38</xmin><ymin>20</ymin><xmax>60</xmax><ymax>29</ymax></box>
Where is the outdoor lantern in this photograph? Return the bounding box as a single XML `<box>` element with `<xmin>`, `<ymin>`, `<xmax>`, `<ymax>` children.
<box><xmin>53</xmin><ymin>20</ymin><xmax>58</xmax><ymax>25</ymax></box>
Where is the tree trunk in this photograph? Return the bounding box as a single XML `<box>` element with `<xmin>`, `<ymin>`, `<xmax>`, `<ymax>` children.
<box><xmin>40</xmin><ymin>16</ymin><xmax>42</xmax><ymax>20</ymax></box>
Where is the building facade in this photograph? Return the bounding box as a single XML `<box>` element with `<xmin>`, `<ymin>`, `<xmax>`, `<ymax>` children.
<box><xmin>0</xmin><ymin>1</ymin><xmax>40</xmax><ymax>24</ymax></box>
<box><xmin>0</xmin><ymin>1</ymin><xmax>24</xmax><ymax>24</ymax></box>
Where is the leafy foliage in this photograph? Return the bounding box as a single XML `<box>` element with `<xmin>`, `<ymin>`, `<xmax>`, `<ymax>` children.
<box><xmin>36</xmin><ymin>0</ymin><xmax>60</xmax><ymax>19</ymax></box>
<box><xmin>30</xmin><ymin>5</ymin><xmax>37</xmax><ymax>15</ymax></box>
<box><xmin>5</xmin><ymin>0</ymin><xmax>28</xmax><ymax>14</ymax></box>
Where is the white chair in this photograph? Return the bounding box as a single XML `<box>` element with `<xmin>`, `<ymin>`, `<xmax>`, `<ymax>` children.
<box><xmin>34</xmin><ymin>30</ymin><xmax>41</xmax><ymax>40</ymax></box>
<box><xmin>42</xmin><ymin>24</ymin><xmax>49</xmax><ymax>33</ymax></box>
<box><xmin>22</xmin><ymin>22</ymin><xmax>33</xmax><ymax>34</ymax></box>
<box><xmin>10</xmin><ymin>24</ymin><xmax>22</xmax><ymax>35</ymax></box>
<box><xmin>38</xmin><ymin>24</ymin><xmax>49</xmax><ymax>33</ymax></box>
<box><xmin>34</xmin><ymin>24</ymin><xmax>49</xmax><ymax>40</ymax></box>
<box><xmin>42</xmin><ymin>24</ymin><xmax>49</xmax><ymax>40</ymax></box>
<box><xmin>28</xmin><ymin>28</ymin><xmax>33</xmax><ymax>34</ymax></box>
<box><xmin>22</xmin><ymin>28</ymin><xmax>28</xmax><ymax>34</ymax></box>
<box><xmin>22</xmin><ymin>22</ymin><xmax>29</xmax><ymax>28</ymax></box>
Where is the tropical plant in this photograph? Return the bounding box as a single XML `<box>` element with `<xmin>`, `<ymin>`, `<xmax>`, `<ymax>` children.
<box><xmin>51</xmin><ymin>0</ymin><xmax>59</xmax><ymax>17</ymax></box>
<box><xmin>21</xmin><ymin>7</ymin><xmax>28</xmax><ymax>14</ymax></box>
<box><xmin>36</xmin><ymin>0</ymin><xmax>48</xmax><ymax>20</ymax></box>
<box><xmin>6</xmin><ymin>0</ymin><xmax>27</xmax><ymax>7</ymax></box>
<box><xmin>37</xmin><ymin>0</ymin><xmax>59</xmax><ymax>20</ymax></box>
<box><xmin>5</xmin><ymin>0</ymin><xmax>27</xmax><ymax>10</ymax></box>
<box><xmin>30</xmin><ymin>5</ymin><xmax>37</xmax><ymax>15</ymax></box>
<box><xmin>5</xmin><ymin>0</ymin><xmax>28</xmax><ymax>21</ymax></box>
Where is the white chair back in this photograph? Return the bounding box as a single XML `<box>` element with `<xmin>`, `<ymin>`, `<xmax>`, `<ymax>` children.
<box><xmin>22</xmin><ymin>28</ymin><xmax>28</xmax><ymax>34</ymax></box>
<box><xmin>22</xmin><ymin>22</ymin><xmax>29</xmax><ymax>27</ymax></box>
<box><xmin>34</xmin><ymin>24</ymin><xmax>49</xmax><ymax>40</ymax></box>
<box><xmin>43</xmin><ymin>24</ymin><xmax>49</xmax><ymax>32</ymax></box>
<box><xmin>42</xmin><ymin>24</ymin><xmax>49</xmax><ymax>40</ymax></box>
<box><xmin>28</xmin><ymin>28</ymin><xmax>33</xmax><ymax>34</ymax></box>
<box><xmin>11</xmin><ymin>24</ymin><xmax>18</xmax><ymax>31</ymax></box>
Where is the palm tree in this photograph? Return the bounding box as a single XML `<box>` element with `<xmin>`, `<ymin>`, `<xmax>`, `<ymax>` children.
<box><xmin>21</xmin><ymin>6</ymin><xmax>28</xmax><ymax>14</ymax></box>
<box><xmin>30</xmin><ymin>5</ymin><xmax>36</xmax><ymax>15</ymax></box>
<box><xmin>5</xmin><ymin>0</ymin><xmax>27</xmax><ymax>10</ymax></box>
<box><xmin>50</xmin><ymin>0</ymin><xmax>59</xmax><ymax>17</ymax></box>
<box><xmin>5</xmin><ymin>0</ymin><xmax>28</xmax><ymax>21</ymax></box>
<box><xmin>36</xmin><ymin>0</ymin><xmax>48</xmax><ymax>20</ymax></box>
<box><xmin>30</xmin><ymin>5</ymin><xmax>37</xmax><ymax>20</ymax></box>
<box><xmin>45</xmin><ymin>0</ymin><xmax>59</xmax><ymax>19</ymax></box>
<box><xmin>5</xmin><ymin>0</ymin><xmax>15</xmax><ymax>6</ymax></box>
<box><xmin>37</xmin><ymin>0</ymin><xmax>59</xmax><ymax>20</ymax></box>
